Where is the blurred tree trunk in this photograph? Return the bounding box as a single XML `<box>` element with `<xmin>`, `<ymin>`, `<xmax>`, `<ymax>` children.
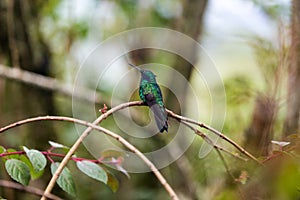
<box><xmin>166</xmin><ymin>0</ymin><xmax>208</xmax><ymax>114</ymax></box>
<box><xmin>284</xmin><ymin>0</ymin><xmax>300</xmax><ymax>136</ymax></box>
<box><xmin>131</xmin><ymin>0</ymin><xmax>208</xmax><ymax>115</ymax></box>
<box><xmin>168</xmin><ymin>1</ymin><xmax>208</xmax><ymax>200</ymax></box>
<box><xmin>244</xmin><ymin>95</ymin><xmax>277</xmax><ymax>156</ymax></box>
<box><xmin>0</xmin><ymin>0</ymin><xmax>56</xmax><ymax>149</ymax></box>
<box><xmin>0</xmin><ymin>1</ymin><xmax>58</xmax><ymax>199</ymax></box>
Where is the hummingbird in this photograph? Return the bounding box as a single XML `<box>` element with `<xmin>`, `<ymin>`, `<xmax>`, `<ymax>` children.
<box><xmin>129</xmin><ymin>63</ymin><xmax>168</xmax><ymax>133</ymax></box>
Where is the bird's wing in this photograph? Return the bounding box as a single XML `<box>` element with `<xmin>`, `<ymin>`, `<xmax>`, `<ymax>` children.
<box><xmin>145</xmin><ymin>93</ymin><xmax>168</xmax><ymax>132</ymax></box>
<box><xmin>150</xmin><ymin>104</ymin><xmax>168</xmax><ymax>132</ymax></box>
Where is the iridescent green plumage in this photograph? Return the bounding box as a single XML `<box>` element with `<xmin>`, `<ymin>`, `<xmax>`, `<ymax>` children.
<box><xmin>129</xmin><ymin>64</ymin><xmax>168</xmax><ymax>132</ymax></box>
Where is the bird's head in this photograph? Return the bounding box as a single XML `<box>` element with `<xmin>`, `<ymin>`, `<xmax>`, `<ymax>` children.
<box><xmin>129</xmin><ymin>63</ymin><xmax>157</xmax><ymax>83</ymax></box>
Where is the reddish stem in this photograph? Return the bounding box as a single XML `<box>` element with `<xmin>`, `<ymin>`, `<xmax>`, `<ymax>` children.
<box><xmin>0</xmin><ymin>151</ymin><xmax>121</xmax><ymax>165</ymax></box>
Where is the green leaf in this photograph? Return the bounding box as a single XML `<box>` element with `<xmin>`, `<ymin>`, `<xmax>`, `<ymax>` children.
<box><xmin>6</xmin><ymin>149</ymin><xmax>19</xmax><ymax>159</ymax></box>
<box><xmin>106</xmin><ymin>172</ymin><xmax>119</xmax><ymax>193</ymax></box>
<box><xmin>5</xmin><ymin>159</ymin><xmax>31</xmax><ymax>185</ymax></box>
<box><xmin>0</xmin><ymin>146</ymin><xmax>5</xmax><ymax>154</ymax></box>
<box><xmin>0</xmin><ymin>146</ymin><xmax>6</xmax><ymax>162</ymax></box>
<box><xmin>49</xmin><ymin>141</ymin><xmax>69</xmax><ymax>149</ymax></box>
<box><xmin>76</xmin><ymin>161</ymin><xmax>108</xmax><ymax>184</ymax></box>
<box><xmin>23</xmin><ymin>146</ymin><xmax>47</xmax><ymax>172</ymax></box>
<box><xmin>19</xmin><ymin>155</ymin><xmax>44</xmax><ymax>180</ymax></box>
<box><xmin>51</xmin><ymin>162</ymin><xmax>76</xmax><ymax>197</ymax></box>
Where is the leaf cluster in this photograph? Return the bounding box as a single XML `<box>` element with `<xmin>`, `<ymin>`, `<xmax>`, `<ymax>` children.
<box><xmin>0</xmin><ymin>141</ymin><xmax>125</xmax><ymax>197</ymax></box>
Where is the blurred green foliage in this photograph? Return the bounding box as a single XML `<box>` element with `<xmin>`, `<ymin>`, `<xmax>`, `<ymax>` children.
<box><xmin>0</xmin><ymin>0</ymin><xmax>298</xmax><ymax>200</ymax></box>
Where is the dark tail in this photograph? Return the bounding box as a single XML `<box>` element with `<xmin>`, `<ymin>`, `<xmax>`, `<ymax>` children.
<box><xmin>150</xmin><ymin>104</ymin><xmax>168</xmax><ymax>132</ymax></box>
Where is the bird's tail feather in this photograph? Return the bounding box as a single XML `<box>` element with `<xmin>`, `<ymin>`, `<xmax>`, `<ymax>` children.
<box><xmin>150</xmin><ymin>104</ymin><xmax>168</xmax><ymax>132</ymax></box>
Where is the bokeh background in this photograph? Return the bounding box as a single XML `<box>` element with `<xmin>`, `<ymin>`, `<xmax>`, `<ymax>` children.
<box><xmin>1</xmin><ymin>0</ymin><xmax>299</xmax><ymax>199</ymax></box>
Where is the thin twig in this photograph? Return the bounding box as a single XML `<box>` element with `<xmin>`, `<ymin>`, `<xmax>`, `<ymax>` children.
<box><xmin>167</xmin><ymin>109</ymin><xmax>263</xmax><ymax>166</ymax></box>
<box><xmin>0</xmin><ymin>103</ymin><xmax>179</xmax><ymax>200</ymax></box>
<box><xmin>214</xmin><ymin>149</ymin><xmax>236</xmax><ymax>181</ymax></box>
<box><xmin>41</xmin><ymin>101</ymin><xmax>148</xmax><ymax>200</ymax></box>
<box><xmin>178</xmin><ymin>120</ymin><xmax>247</xmax><ymax>161</ymax></box>
<box><xmin>0</xmin><ymin>115</ymin><xmax>179</xmax><ymax>200</ymax></box>
<box><xmin>176</xmin><ymin>120</ymin><xmax>238</xmax><ymax>184</ymax></box>
<box><xmin>214</xmin><ymin>148</ymin><xmax>246</xmax><ymax>200</ymax></box>
<box><xmin>0</xmin><ymin>63</ymin><xmax>260</xmax><ymax>165</ymax></box>
<box><xmin>0</xmin><ymin>179</ymin><xmax>62</xmax><ymax>200</ymax></box>
<box><xmin>0</xmin><ymin>101</ymin><xmax>261</xmax><ymax>199</ymax></box>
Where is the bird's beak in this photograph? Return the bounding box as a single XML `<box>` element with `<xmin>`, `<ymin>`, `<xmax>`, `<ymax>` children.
<box><xmin>128</xmin><ymin>63</ymin><xmax>142</xmax><ymax>71</ymax></box>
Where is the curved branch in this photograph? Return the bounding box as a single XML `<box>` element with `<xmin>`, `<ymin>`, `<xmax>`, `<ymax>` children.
<box><xmin>0</xmin><ymin>101</ymin><xmax>262</xmax><ymax>199</ymax></box>
<box><xmin>0</xmin><ymin>63</ymin><xmax>261</xmax><ymax>165</ymax></box>
<box><xmin>0</xmin><ymin>110</ymin><xmax>179</xmax><ymax>200</ymax></box>
<box><xmin>41</xmin><ymin>101</ymin><xmax>150</xmax><ymax>200</ymax></box>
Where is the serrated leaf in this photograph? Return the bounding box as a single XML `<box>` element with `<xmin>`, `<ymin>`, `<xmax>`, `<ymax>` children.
<box><xmin>5</xmin><ymin>159</ymin><xmax>31</xmax><ymax>185</ymax></box>
<box><xmin>106</xmin><ymin>172</ymin><xmax>119</xmax><ymax>193</ymax></box>
<box><xmin>23</xmin><ymin>146</ymin><xmax>46</xmax><ymax>172</ymax></box>
<box><xmin>76</xmin><ymin>161</ymin><xmax>108</xmax><ymax>184</ymax></box>
<box><xmin>0</xmin><ymin>146</ymin><xmax>5</xmax><ymax>154</ymax></box>
<box><xmin>49</xmin><ymin>141</ymin><xmax>69</xmax><ymax>149</ymax></box>
<box><xmin>19</xmin><ymin>155</ymin><xmax>44</xmax><ymax>180</ymax></box>
<box><xmin>51</xmin><ymin>162</ymin><xmax>76</xmax><ymax>197</ymax></box>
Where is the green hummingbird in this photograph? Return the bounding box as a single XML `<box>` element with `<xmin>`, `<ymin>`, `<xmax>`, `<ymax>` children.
<box><xmin>129</xmin><ymin>63</ymin><xmax>168</xmax><ymax>133</ymax></box>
